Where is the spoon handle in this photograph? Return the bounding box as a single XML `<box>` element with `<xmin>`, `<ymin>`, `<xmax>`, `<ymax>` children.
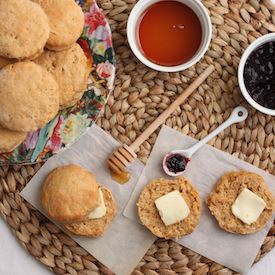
<box><xmin>184</xmin><ymin>106</ymin><xmax>248</xmax><ymax>158</ymax></box>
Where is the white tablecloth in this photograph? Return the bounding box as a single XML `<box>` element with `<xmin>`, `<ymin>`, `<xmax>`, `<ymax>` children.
<box><xmin>0</xmin><ymin>218</ymin><xmax>274</xmax><ymax>275</ymax></box>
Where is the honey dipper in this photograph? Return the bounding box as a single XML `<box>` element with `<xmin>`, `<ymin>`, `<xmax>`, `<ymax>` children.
<box><xmin>108</xmin><ymin>64</ymin><xmax>215</xmax><ymax>184</ymax></box>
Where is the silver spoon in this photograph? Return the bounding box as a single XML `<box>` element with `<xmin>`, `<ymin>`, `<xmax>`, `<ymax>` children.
<box><xmin>162</xmin><ymin>106</ymin><xmax>248</xmax><ymax>177</ymax></box>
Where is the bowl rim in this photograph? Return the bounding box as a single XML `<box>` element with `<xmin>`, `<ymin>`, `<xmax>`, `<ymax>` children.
<box><xmin>127</xmin><ymin>0</ymin><xmax>212</xmax><ymax>72</ymax></box>
<box><xmin>238</xmin><ymin>33</ymin><xmax>275</xmax><ymax>116</ymax></box>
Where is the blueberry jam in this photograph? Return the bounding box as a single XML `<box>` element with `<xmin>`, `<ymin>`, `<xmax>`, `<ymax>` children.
<box><xmin>244</xmin><ymin>41</ymin><xmax>275</xmax><ymax>109</ymax></box>
<box><xmin>166</xmin><ymin>154</ymin><xmax>189</xmax><ymax>174</ymax></box>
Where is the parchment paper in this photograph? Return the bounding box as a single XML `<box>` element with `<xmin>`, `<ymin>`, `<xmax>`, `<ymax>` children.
<box><xmin>21</xmin><ymin>124</ymin><xmax>156</xmax><ymax>275</ymax></box>
<box><xmin>124</xmin><ymin>125</ymin><xmax>275</xmax><ymax>274</ymax></box>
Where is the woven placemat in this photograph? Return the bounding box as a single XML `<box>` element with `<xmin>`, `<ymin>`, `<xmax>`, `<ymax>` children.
<box><xmin>0</xmin><ymin>0</ymin><xmax>274</xmax><ymax>274</ymax></box>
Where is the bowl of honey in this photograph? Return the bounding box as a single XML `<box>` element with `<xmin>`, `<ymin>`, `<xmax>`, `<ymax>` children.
<box><xmin>127</xmin><ymin>0</ymin><xmax>212</xmax><ymax>72</ymax></box>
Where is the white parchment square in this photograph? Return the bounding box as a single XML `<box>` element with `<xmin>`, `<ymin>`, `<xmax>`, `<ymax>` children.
<box><xmin>21</xmin><ymin>124</ymin><xmax>156</xmax><ymax>275</ymax></box>
<box><xmin>124</xmin><ymin>125</ymin><xmax>275</xmax><ymax>274</ymax></box>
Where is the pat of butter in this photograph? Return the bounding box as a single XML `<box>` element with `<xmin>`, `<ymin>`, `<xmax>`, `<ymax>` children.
<box><xmin>155</xmin><ymin>190</ymin><xmax>190</xmax><ymax>226</ymax></box>
<box><xmin>88</xmin><ymin>188</ymin><xmax>106</xmax><ymax>219</ymax></box>
<box><xmin>231</xmin><ymin>188</ymin><xmax>266</xmax><ymax>225</ymax></box>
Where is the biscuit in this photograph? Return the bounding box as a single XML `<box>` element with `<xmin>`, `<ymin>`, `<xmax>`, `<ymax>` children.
<box><xmin>65</xmin><ymin>187</ymin><xmax>117</xmax><ymax>237</ymax></box>
<box><xmin>0</xmin><ymin>61</ymin><xmax>59</xmax><ymax>132</ymax></box>
<box><xmin>41</xmin><ymin>165</ymin><xmax>100</xmax><ymax>223</ymax></box>
<box><xmin>0</xmin><ymin>126</ymin><xmax>27</xmax><ymax>153</ymax></box>
<box><xmin>0</xmin><ymin>57</ymin><xmax>13</xmax><ymax>69</ymax></box>
<box><xmin>0</xmin><ymin>0</ymin><xmax>49</xmax><ymax>59</ymax></box>
<box><xmin>35</xmin><ymin>43</ymin><xmax>88</xmax><ymax>109</ymax></box>
<box><xmin>33</xmin><ymin>0</ymin><xmax>84</xmax><ymax>50</ymax></box>
<box><xmin>138</xmin><ymin>177</ymin><xmax>201</xmax><ymax>239</ymax></box>
<box><xmin>206</xmin><ymin>171</ymin><xmax>275</xmax><ymax>234</ymax></box>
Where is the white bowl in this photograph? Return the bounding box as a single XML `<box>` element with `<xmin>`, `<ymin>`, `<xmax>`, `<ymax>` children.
<box><xmin>238</xmin><ymin>33</ymin><xmax>275</xmax><ymax>116</ymax></box>
<box><xmin>127</xmin><ymin>0</ymin><xmax>212</xmax><ymax>72</ymax></box>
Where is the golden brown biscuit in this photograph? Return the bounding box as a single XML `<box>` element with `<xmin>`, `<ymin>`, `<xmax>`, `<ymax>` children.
<box><xmin>138</xmin><ymin>177</ymin><xmax>201</xmax><ymax>239</ymax></box>
<box><xmin>41</xmin><ymin>165</ymin><xmax>100</xmax><ymax>223</ymax></box>
<box><xmin>65</xmin><ymin>187</ymin><xmax>117</xmax><ymax>237</ymax></box>
<box><xmin>33</xmin><ymin>0</ymin><xmax>84</xmax><ymax>50</ymax></box>
<box><xmin>35</xmin><ymin>43</ymin><xmax>88</xmax><ymax>109</ymax></box>
<box><xmin>0</xmin><ymin>0</ymin><xmax>49</xmax><ymax>59</ymax></box>
<box><xmin>206</xmin><ymin>171</ymin><xmax>275</xmax><ymax>234</ymax></box>
<box><xmin>0</xmin><ymin>61</ymin><xmax>59</xmax><ymax>132</ymax></box>
<box><xmin>0</xmin><ymin>126</ymin><xmax>27</xmax><ymax>153</ymax></box>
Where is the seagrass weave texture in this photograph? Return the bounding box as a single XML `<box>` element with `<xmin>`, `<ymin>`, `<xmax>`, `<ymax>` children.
<box><xmin>0</xmin><ymin>0</ymin><xmax>274</xmax><ymax>274</ymax></box>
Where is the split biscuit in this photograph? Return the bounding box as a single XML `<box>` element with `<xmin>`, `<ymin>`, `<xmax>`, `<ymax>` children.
<box><xmin>138</xmin><ymin>177</ymin><xmax>201</xmax><ymax>239</ymax></box>
<box><xmin>65</xmin><ymin>187</ymin><xmax>117</xmax><ymax>237</ymax></box>
<box><xmin>206</xmin><ymin>171</ymin><xmax>274</xmax><ymax>234</ymax></box>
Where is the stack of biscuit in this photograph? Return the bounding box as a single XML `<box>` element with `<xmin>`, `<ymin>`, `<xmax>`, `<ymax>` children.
<box><xmin>0</xmin><ymin>0</ymin><xmax>89</xmax><ymax>153</ymax></box>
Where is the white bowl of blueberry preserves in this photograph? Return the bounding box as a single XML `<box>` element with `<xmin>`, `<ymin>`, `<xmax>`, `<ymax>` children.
<box><xmin>238</xmin><ymin>33</ymin><xmax>275</xmax><ymax>116</ymax></box>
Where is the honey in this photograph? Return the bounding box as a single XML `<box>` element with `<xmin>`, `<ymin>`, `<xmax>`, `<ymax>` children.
<box><xmin>110</xmin><ymin>169</ymin><xmax>130</xmax><ymax>184</ymax></box>
<box><xmin>138</xmin><ymin>1</ymin><xmax>202</xmax><ymax>66</ymax></box>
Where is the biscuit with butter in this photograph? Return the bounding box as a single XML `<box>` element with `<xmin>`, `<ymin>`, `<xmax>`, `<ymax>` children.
<box><xmin>65</xmin><ymin>187</ymin><xmax>117</xmax><ymax>237</ymax></box>
<box><xmin>0</xmin><ymin>0</ymin><xmax>49</xmax><ymax>59</ymax></box>
<box><xmin>32</xmin><ymin>0</ymin><xmax>84</xmax><ymax>51</ymax></box>
<box><xmin>0</xmin><ymin>61</ymin><xmax>59</xmax><ymax>132</ymax></box>
<box><xmin>35</xmin><ymin>43</ymin><xmax>88</xmax><ymax>109</ymax></box>
<box><xmin>137</xmin><ymin>177</ymin><xmax>201</xmax><ymax>239</ymax></box>
<box><xmin>206</xmin><ymin>171</ymin><xmax>274</xmax><ymax>234</ymax></box>
<box><xmin>0</xmin><ymin>126</ymin><xmax>27</xmax><ymax>153</ymax></box>
<box><xmin>41</xmin><ymin>165</ymin><xmax>100</xmax><ymax>223</ymax></box>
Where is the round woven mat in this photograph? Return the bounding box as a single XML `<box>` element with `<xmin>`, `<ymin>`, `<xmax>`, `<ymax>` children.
<box><xmin>0</xmin><ymin>0</ymin><xmax>275</xmax><ymax>274</ymax></box>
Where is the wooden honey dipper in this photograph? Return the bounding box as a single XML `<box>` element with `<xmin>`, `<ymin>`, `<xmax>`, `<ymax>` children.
<box><xmin>108</xmin><ymin>64</ymin><xmax>215</xmax><ymax>183</ymax></box>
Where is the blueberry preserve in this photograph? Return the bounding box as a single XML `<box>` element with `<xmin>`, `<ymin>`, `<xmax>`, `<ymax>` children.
<box><xmin>244</xmin><ymin>41</ymin><xmax>275</xmax><ymax>109</ymax></box>
<box><xmin>166</xmin><ymin>153</ymin><xmax>189</xmax><ymax>174</ymax></box>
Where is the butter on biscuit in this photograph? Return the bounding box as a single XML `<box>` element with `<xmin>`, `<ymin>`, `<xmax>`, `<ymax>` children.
<box><xmin>88</xmin><ymin>188</ymin><xmax>107</xmax><ymax>220</ymax></box>
<box><xmin>232</xmin><ymin>188</ymin><xmax>266</xmax><ymax>225</ymax></box>
<box><xmin>155</xmin><ymin>190</ymin><xmax>190</xmax><ymax>226</ymax></box>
